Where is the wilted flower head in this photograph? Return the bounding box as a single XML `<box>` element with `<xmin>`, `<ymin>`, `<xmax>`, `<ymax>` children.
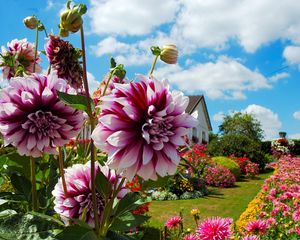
<box><xmin>196</xmin><ymin>217</ymin><xmax>233</xmax><ymax>240</ymax></box>
<box><xmin>45</xmin><ymin>35</ymin><xmax>83</xmax><ymax>90</ymax></box>
<box><xmin>160</xmin><ymin>44</ymin><xmax>178</xmax><ymax>64</ymax></box>
<box><xmin>23</xmin><ymin>16</ymin><xmax>39</xmax><ymax>29</ymax></box>
<box><xmin>91</xmin><ymin>75</ymin><xmax>197</xmax><ymax>180</ymax></box>
<box><xmin>0</xmin><ymin>38</ymin><xmax>41</xmax><ymax>79</ymax></box>
<box><xmin>0</xmin><ymin>71</ymin><xmax>84</xmax><ymax>157</ymax></box>
<box><xmin>246</xmin><ymin>220</ymin><xmax>267</xmax><ymax>235</ymax></box>
<box><xmin>52</xmin><ymin>161</ymin><xmax>127</xmax><ymax>227</ymax></box>
<box><xmin>164</xmin><ymin>216</ymin><xmax>182</xmax><ymax>229</ymax></box>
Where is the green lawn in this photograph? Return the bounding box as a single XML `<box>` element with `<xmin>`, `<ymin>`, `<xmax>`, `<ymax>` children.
<box><xmin>142</xmin><ymin>171</ymin><xmax>272</xmax><ymax>239</ymax></box>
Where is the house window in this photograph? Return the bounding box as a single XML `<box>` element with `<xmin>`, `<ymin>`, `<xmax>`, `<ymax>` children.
<box><xmin>202</xmin><ymin>131</ymin><xmax>207</xmax><ymax>144</ymax></box>
<box><xmin>192</xmin><ymin>127</ymin><xmax>199</xmax><ymax>143</ymax></box>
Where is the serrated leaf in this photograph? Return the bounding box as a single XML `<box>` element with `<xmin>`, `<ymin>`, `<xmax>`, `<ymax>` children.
<box><xmin>57</xmin><ymin>91</ymin><xmax>88</xmax><ymax>112</ymax></box>
<box><xmin>95</xmin><ymin>171</ymin><xmax>112</xmax><ymax>199</ymax></box>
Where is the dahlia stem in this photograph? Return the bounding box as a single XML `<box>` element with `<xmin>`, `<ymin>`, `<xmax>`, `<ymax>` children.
<box><xmin>30</xmin><ymin>156</ymin><xmax>38</xmax><ymax>211</ymax></box>
<box><xmin>58</xmin><ymin>147</ymin><xmax>68</xmax><ymax>198</ymax></box>
<box><xmin>33</xmin><ymin>26</ymin><xmax>39</xmax><ymax>73</ymax></box>
<box><xmin>80</xmin><ymin>25</ymin><xmax>99</xmax><ymax>234</ymax></box>
<box><xmin>149</xmin><ymin>54</ymin><xmax>159</xmax><ymax>77</ymax></box>
<box><xmin>101</xmin><ymin>71</ymin><xmax>113</xmax><ymax>97</ymax></box>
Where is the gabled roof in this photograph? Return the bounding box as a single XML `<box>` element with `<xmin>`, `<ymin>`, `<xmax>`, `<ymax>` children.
<box><xmin>186</xmin><ymin>95</ymin><xmax>212</xmax><ymax>131</ymax></box>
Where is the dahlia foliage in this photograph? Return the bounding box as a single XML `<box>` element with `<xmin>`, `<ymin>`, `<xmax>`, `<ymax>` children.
<box><xmin>0</xmin><ymin>1</ymin><xmax>195</xmax><ymax>239</ymax></box>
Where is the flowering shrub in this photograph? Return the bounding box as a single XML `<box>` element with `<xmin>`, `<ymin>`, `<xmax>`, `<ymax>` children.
<box><xmin>205</xmin><ymin>165</ymin><xmax>236</xmax><ymax>188</ymax></box>
<box><xmin>234</xmin><ymin>156</ymin><xmax>250</xmax><ymax>174</ymax></box>
<box><xmin>212</xmin><ymin>156</ymin><xmax>241</xmax><ymax>179</ymax></box>
<box><xmin>245</xmin><ymin>162</ymin><xmax>260</xmax><ymax>178</ymax></box>
<box><xmin>271</xmin><ymin>138</ymin><xmax>294</xmax><ymax>158</ymax></box>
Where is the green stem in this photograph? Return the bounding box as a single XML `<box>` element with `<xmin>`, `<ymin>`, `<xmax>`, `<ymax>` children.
<box><xmin>33</xmin><ymin>27</ymin><xmax>39</xmax><ymax>73</ymax></box>
<box><xmin>101</xmin><ymin>71</ymin><xmax>114</xmax><ymax>97</ymax></box>
<box><xmin>80</xmin><ymin>25</ymin><xmax>99</xmax><ymax>234</ymax></box>
<box><xmin>30</xmin><ymin>156</ymin><xmax>38</xmax><ymax>211</ymax></box>
<box><xmin>58</xmin><ymin>147</ymin><xmax>68</xmax><ymax>198</ymax></box>
<box><xmin>148</xmin><ymin>54</ymin><xmax>159</xmax><ymax>77</ymax></box>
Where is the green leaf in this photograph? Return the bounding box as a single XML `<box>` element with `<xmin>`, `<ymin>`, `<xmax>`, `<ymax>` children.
<box><xmin>56</xmin><ymin>226</ymin><xmax>97</xmax><ymax>240</ymax></box>
<box><xmin>0</xmin><ymin>199</ymin><xmax>8</xmax><ymax>206</ymax></box>
<box><xmin>57</xmin><ymin>91</ymin><xmax>88</xmax><ymax>112</ymax></box>
<box><xmin>141</xmin><ymin>175</ymin><xmax>171</xmax><ymax>190</ymax></box>
<box><xmin>10</xmin><ymin>173</ymin><xmax>32</xmax><ymax>202</ymax></box>
<box><xmin>106</xmin><ymin>231</ymin><xmax>137</xmax><ymax>240</ymax></box>
<box><xmin>0</xmin><ymin>212</ymin><xmax>62</xmax><ymax>239</ymax></box>
<box><xmin>95</xmin><ymin>171</ymin><xmax>112</xmax><ymax>199</ymax></box>
<box><xmin>110</xmin><ymin>212</ymin><xmax>150</xmax><ymax>232</ymax></box>
<box><xmin>113</xmin><ymin>192</ymin><xmax>149</xmax><ymax>218</ymax></box>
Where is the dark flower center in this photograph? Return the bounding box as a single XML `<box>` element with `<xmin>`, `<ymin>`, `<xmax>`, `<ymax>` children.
<box><xmin>22</xmin><ymin>110</ymin><xmax>62</xmax><ymax>138</ymax></box>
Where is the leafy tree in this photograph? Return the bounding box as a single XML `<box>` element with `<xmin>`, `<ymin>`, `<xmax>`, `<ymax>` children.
<box><xmin>219</xmin><ymin>112</ymin><xmax>264</xmax><ymax>141</ymax></box>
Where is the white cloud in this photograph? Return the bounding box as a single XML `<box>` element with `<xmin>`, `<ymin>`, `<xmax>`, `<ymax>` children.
<box><xmin>171</xmin><ymin>0</ymin><xmax>300</xmax><ymax>53</ymax></box>
<box><xmin>46</xmin><ymin>0</ymin><xmax>54</xmax><ymax>10</ymax></box>
<box><xmin>242</xmin><ymin>104</ymin><xmax>282</xmax><ymax>140</ymax></box>
<box><xmin>90</xmin><ymin>33</ymin><xmax>173</xmax><ymax>66</ymax></box>
<box><xmin>268</xmin><ymin>72</ymin><xmax>290</xmax><ymax>82</ymax></box>
<box><xmin>288</xmin><ymin>133</ymin><xmax>300</xmax><ymax>139</ymax></box>
<box><xmin>155</xmin><ymin>56</ymin><xmax>270</xmax><ymax>100</ymax></box>
<box><xmin>87</xmin><ymin>71</ymin><xmax>100</xmax><ymax>93</ymax></box>
<box><xmin>293</xmin><ymin>111</ymin><xmax>300</xmax><ymax>120</ymax></box>
<box><xmin>283</xmin><ymin>45</ymin><xmax>300</xmax><ymax>67</ymax></box>
<box><xmin>213</xmin><ymin>112</ymin><xmax>225</xmax><ymax>122</ymax></box>
<box><xmin>88</xmin><ymin>0</ymin><xmax>180</xmax><ymax>36</ymax></box>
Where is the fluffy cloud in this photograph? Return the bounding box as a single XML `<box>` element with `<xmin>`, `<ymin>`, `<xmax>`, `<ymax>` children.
<box><xmin>213</xmin><ymin>112</ymin><xmax>225</xmax><ymax>122</ymax></box>
<box><xmin>268</xmin><ymin>72</ymin><xmax>290</xmax><ymax>82</ymax></box>
<box><xmin>293</xmin><ymin>111</ymin><xmax>300</xmax><ymax>120</ymax></box>
<box><xmin>90</xmin><ymin>33</ymin><xmax>172</xmax><ymax>66</ymax></box>
<box><xmin>242</xmin><ymin>104</ymin><xmax>282</xmax><ymax>140</ymax></box>
<box><xmin>155</xmin><ymin>56</ymin><xmax>270</xmax><ymax>100</ymax></box>
<box><xmin>88</xmin><ymin>0</ymin><xmax>180</xmax><ymax>36</ymax></box>
<box><xmin>87</xmin><ymin>71</ymin><xmax>100</xmax><ymax>93</ymax></box>
<box><xmin>283</xmin><ymin>45</ymin><xmax>300</xmax><ymax>67</ymax></box>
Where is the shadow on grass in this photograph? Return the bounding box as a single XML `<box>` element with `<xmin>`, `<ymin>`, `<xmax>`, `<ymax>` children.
<box><xmin>142</xmin><ymin>227</ymin><xmax>161</xmax><ymax>240</ymax></box>
<box><xmin>205</xmin><ymin>188</ymin><xmax>224</xmax><ymax>199</ymax></box>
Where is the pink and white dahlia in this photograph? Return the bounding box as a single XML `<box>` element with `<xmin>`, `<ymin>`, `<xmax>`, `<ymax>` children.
<box><xmin>164</xmin><ymin>216</ymin><xmax>182</xmax><ymax>229</ymax></box>
<box><xmin>0</xmin><ymin>71</ymin><xmax>84</xmax><ymax>157</ymax></box>
<box><xmin>0</xmin><ymin>38</ymin><xmax>41</xmax><ymax>79</ymax></box>
<box><xmin>196</xmin><ymin>217</ymin><xmax>233</xmax><ymax>240</ymax></box>
<box><xmin>183</xmin><ymin>233</ymin><xmax>198</xmax><ymax>240</ymax></box>
<box><xmin>45</xmin><ymin>35</ymin><xmax>83</xmax><ymax>90</ymax></box>
<box><xmin>52</xmin><ymin>161</ymin><xmax>127</xmax><ymax>227</ymax></box>
<box><xmin>91</xmin><ymin>75</ymin><xmax>197</xmax><ymax>180</ymax></box>
<box><xmin>242</xmin><ymin>236</ymin><xmax>260</xmax><ymax>240</ymax></box>
<box><xmin>246</xmin><ymin>220</ymin><xmax>267</xmax><ymax>235</ymax></box>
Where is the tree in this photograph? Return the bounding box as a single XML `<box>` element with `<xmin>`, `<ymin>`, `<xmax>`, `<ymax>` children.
<box><xmin>219</xmin><ymin>112</ymin><xmax>264</xmax><ymax>141</ymax></box>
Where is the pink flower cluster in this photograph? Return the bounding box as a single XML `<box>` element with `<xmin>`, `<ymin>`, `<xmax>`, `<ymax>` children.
<box><xmin>246</xmin><ymin>156</ymin><xmax>300</xmax><ymax>238</ymax></box>
<box><xmin>245</xmin><ymin>162</ymin><xmax>259</xmax><ymax>178</ymax></box>
<box><xmin>205</xmin><ymin>165</ymin><xmax>236</xmax><ymax>188</ymax></box>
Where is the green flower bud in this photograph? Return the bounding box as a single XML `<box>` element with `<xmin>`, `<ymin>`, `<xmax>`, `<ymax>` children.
<box><xmin>160</xmin><ymin>44</ymin><xmax>178</xmax><ymax>64</ymax></box>
<box><xmin>23</xmin><ymin>16</ymin><xmax>39</xmax><ymax>29</ymax></box>
<box><xmin>59</xmin><ymin>27</ymin><xmax>69</xmax><ymax>37</ymax></box>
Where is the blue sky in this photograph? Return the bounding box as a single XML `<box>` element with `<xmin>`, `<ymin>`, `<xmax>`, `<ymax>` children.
<box><xmin>1</xmin><ymin>0</ymin><xmax>300</xmax><ymax>140</ymax></box>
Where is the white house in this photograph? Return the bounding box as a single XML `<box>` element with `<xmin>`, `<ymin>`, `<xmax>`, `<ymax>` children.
<box><xmin>186</xmin><ymin>95</ymin><xmax>212</xmax><ymax>144</ymax></box>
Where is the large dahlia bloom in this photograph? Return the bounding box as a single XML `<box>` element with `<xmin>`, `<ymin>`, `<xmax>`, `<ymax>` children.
<box><xmin>196</xmin><ymin>217</ymin><xmax>233</xmax><ymax>240</ymax></box>
<box><xmin>52</xmin><ymin>161</ymin><xmax>128</xmax><ymax>227</ymax></box>
<box><xmin>164</xmin><ymin>216</ymin><xmax>182</xmax><ymax>229</ymax></box>
<box><xmin>91</xmin><ymin>75</ymin><xmax>197</xmax><ymax>180</ymax></box>
<box><xmin>45</xmin><ymin>35</ymin><xmax>83</xmax><ymax>90</ymax></box>
<box><xmin>0</xmin><ymin>38</ymin><xmax>41</xmax><ymax>79</ymax></box>
<box><xmin>0</xmin><ymin>71</ymin><xmax>84</xmax><ymax>157</ymax></box>
<box><xmin>246</xmin><ymin>220</ymin><xmax>267</xmax><ymax>235</ymax></box>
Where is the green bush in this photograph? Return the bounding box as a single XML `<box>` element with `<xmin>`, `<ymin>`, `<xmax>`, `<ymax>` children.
<box><xmin>206</xmin><ymin>134</ymin><xmax>267</xmax><ymax>169</ymax></box>
<box><xmin>292</xmin><ymin>139</ymin><xmax>300</xmax><ymax>155</ymax></box>
<box><xmin>212</xmin><ymin>156</ymin><xmax>241</xmax><ymax>179</ymax></box>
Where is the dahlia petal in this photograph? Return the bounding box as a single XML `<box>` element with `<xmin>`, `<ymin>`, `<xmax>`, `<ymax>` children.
<box><xmin>174</xmin><ymin>127</ymin><xmax>188</xmax><ymax>136</ymax></box>
<box><xmin>153</xmin><ymin>142</ymin><xmax>164</xmax><ymax>151</ymax></box>
<box><xmin>107</xmin><ymin>130</ymin><xmax>135</xmax><ymax>147</ymax></box>
<box><xmin>123</xmin><ymin>105</ymin><xmax>140</xmax><ymax>121</ymax></box>
<box><xmin>170</xmin><ymin>135</ymin><xmax>185</xmax><ymax>146</ymax></box>
<box><xmin>142</xmin><ymin>144</ymin><xmax>153</xmax><ymax>165</ymax></box>
<box><xmin>99</xmin><ymin>114</ymin><xmax>129</xmax><ymax>130</ymax></box>
<box><xmin>41</xmin><ymin>86</ymin><xmax>54</xmax><ymax>104</ymax></box>
<box><xmin>137</xmin><ymin>162</ymin><xmax>155</xmax><ymax>180</ymax></box>
<box><xmin>155</xmin><ymin>152</ymin><xmax>169</xmax><ymax>177</ymax></box>
<box><xmin>21</xmin><ymin>91</ymin><xmax>34</xmax><ymax>105</ymax></box>
<box><xmin>163</xmin><ymin>144</ymin><xmax>180</xmax><ymax>164</ymax></box>
<box><xmin>27</xmin><ymin>134</ymin><xmax>37</xmax><ymax>150</ymax></box>
<box><xmin>118</xmin><ymin>143</ymin><xmax>141</xmax><ymax>169</ymax></box>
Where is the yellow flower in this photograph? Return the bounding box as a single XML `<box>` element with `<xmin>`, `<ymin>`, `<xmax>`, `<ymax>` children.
<box><xmin>190</xmin><ymin>208</ymin><xmax>200</xmax><ymax>216</ymax></box>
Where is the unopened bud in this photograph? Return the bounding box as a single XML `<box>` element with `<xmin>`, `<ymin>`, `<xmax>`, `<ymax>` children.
<box><xmin>23</xmin><ymin>16</ymin><xmax>39</xmax><ymax>29</ymax></box>
<box><xmin>59</xmin><ymin>27</ymin><xmax>69</xmax><ymax>37</ymax></box>
<box><xmin>160</xmin><ymin>44</ymin><xmax>178</xmax><ymax>64</ymax></box>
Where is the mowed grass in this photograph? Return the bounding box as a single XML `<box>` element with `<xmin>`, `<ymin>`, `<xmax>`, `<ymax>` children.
<box><xmin>142</xmin><ymin>171</ymin><xmax>272</xmax><ymax>239</ymax></box>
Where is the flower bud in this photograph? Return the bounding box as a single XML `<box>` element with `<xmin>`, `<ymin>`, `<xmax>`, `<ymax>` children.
<box><xmin>23</xmin><ymin>16</ymin><xmax>38</xmax><ymax>29</ymax></box>
<box><xmin>160</xmin><ymin>44</ymin><xmax>178</xmax><ymax>64</ymax></box>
